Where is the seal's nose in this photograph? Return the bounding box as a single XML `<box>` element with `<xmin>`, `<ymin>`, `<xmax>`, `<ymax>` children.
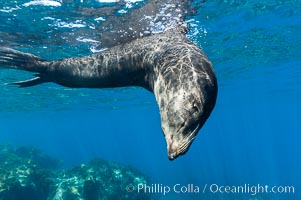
<box><xmin>168</xmin><ymin>152</ymin><xmax>176</xmax><ymax>160</ymax></box>
<box><xmin>167</xmin><ymin>138</ymin><xmax>178</xmax><ymax>161</ymax></box>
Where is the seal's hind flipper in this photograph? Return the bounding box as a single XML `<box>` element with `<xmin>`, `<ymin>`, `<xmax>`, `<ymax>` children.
<box><xmin>0</xmin><ymin>48</ymin><xmax>50</xmax><ymax>87</ymax></box>
<box><xmin>11</xmin><ymin>76</ymin><xmax>47</xmax><ymax>87</ymax></box>
<box><xmin>0</xmin><ymin>47</ymin><xmax>46</xmax><ymax>73</ymax></box>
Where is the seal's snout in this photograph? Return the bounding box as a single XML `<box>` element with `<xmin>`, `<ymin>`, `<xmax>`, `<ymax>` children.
<box><xmin>167</xmin><ymin>145</ymin><xmax>175</xmax><ymax>160</ymax></box>
<box><xmin>166</xmin><ymin>127</ymin><xmax>198</xmax><ymax>160</ymax></box>
<box><xmin>167</xmin><ymin>140</ymin><xmax>189</xmax><ymax>160</ymax></box>
<box><xmin>168</xmin><ymin>153</ymin><xmax>175</xmax><ymax>160</ymax></box>
<box><xmin>167</xmin><ymin>137</ymin><xmax>179</xmax><ymax>161</ymax></box>
<box><xmin>168</xmin><ymin>151</ymin><xmax>177</xmax><ymax>160</ymax></box>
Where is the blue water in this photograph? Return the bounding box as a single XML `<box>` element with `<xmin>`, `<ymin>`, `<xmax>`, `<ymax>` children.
<box><xmin>0</xmin><ymin>0</ymin><xmax>300</xmax><ymax>200</ymax></box>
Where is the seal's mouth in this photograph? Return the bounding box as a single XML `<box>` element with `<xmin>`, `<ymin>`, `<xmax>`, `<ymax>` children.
<box><xmin>167</xmin><ymin>124</ymin><xmax>200</xmax><ymax>160</ymax></box>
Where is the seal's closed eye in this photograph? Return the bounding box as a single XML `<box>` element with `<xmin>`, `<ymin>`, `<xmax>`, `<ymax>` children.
<box><xmin>192</xmin><ymin>102</ymin><xmax>199</xmax><ymax>114</ymax></box>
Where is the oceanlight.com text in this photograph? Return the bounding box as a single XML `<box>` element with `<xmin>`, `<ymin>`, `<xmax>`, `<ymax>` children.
<box><xmin>208</xmin><ymin>184</ymin><xmax>295</xmax><ymax>196</ymax></box>
<box><xmin>126</xmin><ymin>183</ymin><xmax>295</xmax><ymax>196</ymax></box>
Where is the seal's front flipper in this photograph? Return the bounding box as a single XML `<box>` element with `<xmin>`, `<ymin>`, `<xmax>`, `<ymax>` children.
<box><xmin>11</xmin><ymin>75</ymin><xmax>48</xmax><ymax>87</ymax></box>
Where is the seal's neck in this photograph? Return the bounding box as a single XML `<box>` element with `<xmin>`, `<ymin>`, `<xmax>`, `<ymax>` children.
<box><xmin>90</xmin><ymin>28</ymin><xmax>188</xmax><ymax>91</ymax></box>
<box><xmin>96</xmin><ymin>46</ymin><xmax>155</xmax><ymax>91</ymax></box>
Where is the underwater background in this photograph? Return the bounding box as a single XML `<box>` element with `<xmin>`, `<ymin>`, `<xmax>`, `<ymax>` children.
<box><xmin>0</xmin><ymin>0</ymin><xmax>300</xmax><ymax>199</ymax></box>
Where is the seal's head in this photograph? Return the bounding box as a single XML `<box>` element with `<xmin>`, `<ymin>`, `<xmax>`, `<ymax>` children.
<box><xmin>161</xmin><ymin>92</ymin><xmax>202</xmax><ymax>160</ymax></box>
<box><xmin>154</xmin><ymin>51</ymin><xmax>217</xmax><ymax>160</ymax></box>
<box><xmin>162</xmin><ymin>87</ymin><xmax>216</xmax><ymax>160</ymax></box>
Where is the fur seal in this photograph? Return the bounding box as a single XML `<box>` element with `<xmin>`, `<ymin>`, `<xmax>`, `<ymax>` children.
<box><xmin>0</xmin><ymin>27</ymin><xmax>217</xmax><ymax>160</ymax></box>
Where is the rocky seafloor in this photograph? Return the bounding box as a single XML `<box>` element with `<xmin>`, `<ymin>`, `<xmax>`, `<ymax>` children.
<box><xmin>0</xmin><ymin>145</ymin><xmax>151</xmax><ymax>200</ymax></box>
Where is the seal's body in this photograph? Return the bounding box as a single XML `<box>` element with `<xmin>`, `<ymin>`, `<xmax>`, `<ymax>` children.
<box><xmin>0</xmin><ymin>28</ymin><xmax>217</xmax><ymax>160</ymax></box>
